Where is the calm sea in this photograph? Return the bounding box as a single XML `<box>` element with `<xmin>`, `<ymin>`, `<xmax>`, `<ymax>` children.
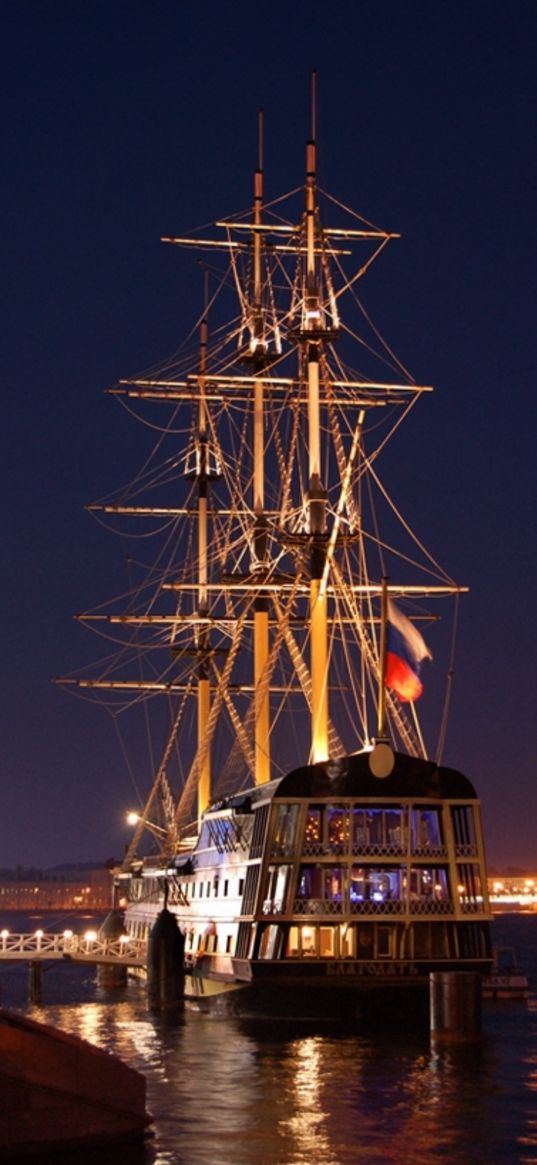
<box><xmin>1</xmin><ymin>910</ymin><xmax>536</xmax><ymax>1165</ymax></box>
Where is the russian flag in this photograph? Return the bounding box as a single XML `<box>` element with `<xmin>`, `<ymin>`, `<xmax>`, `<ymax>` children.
<box><xmin>385</xmin><ymin>599</ymin><xmax>432</xmax><ymax>703</ymax></box>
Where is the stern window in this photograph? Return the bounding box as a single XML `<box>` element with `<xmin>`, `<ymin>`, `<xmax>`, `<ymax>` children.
<box><xmin>411</xmin><ymin>809</ymin><xmax>442</xmax><ymax>851</ymax></box>
<box><xmin>271</xmin><ymin>804</ymin><xmax>299</xmax><ymax>857</ymax></box>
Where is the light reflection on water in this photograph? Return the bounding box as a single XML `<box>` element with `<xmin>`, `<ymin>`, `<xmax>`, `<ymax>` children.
<box><xmin>29</xmin><ymin>997</ymin><xmax>537</xmax><ymax>1165</ymax></box>
<box><xmin>2</xmin><ymin>913</ymin><xmax>537</xmax><ymax>1164</ymax></box>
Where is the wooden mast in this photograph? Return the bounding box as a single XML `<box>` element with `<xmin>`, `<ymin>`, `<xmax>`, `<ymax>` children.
<box><xmin>252</xmin><ymin>110</ymin><xmax>270</xmax><ymax>784</ymax></box>
<box><xmin>305</xmin><ymin>72</ymin><xmax>329</xmax><ymax>763</ymax></box>
<box><xmin>197</xmin><ymin>273</ymin><xmax>211</xmax><ymax>821</ymax></box>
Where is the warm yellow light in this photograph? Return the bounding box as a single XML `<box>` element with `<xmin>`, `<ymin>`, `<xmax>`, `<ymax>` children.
<box><xmin>126</xmin><ymin>811</ymin><xmax>140</xmax><ymax>827</ymax></box>
<box><xmin>84</xmin><ymin>930</ymin><xmax>97</xmax><ymax>942</ymax></box>
<box><xmin>457</xmin><ymin>884</ymin><xmax>466</xmax><ymax>894</ymax></box>
<box><xmin>1</xmin><ymin>929</ymin><xmax>9</xmax><ymax>939</ymax></box>
<box><xmin>63</xmin><ymin>929</ymin><xmax>73</xmax><ymax>939</ymax></box>
<box><xmin>35</xmin><ymin>929</ymin><xmax>44</xmax><ymax>938</ymax></box>
<box><xmin>119</xmin><ymin>934</ymin><xmax>129</xmax><ymax>944</ymax></box>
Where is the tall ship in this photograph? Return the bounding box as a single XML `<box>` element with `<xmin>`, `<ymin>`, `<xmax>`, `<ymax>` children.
<box><xmin>62</xmin><ymin>80</ymin><xmax>492</xmax><ymax>1016</ymax></box>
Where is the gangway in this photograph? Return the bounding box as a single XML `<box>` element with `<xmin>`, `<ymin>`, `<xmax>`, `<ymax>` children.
<box><xmin>0</xmin><ymin>930</ymin><xmax>146</xmax><ymax>968</ymax></box>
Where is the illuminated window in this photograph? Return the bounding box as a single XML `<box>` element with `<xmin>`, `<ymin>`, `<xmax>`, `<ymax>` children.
<box><xmin>350</xmin><ymin>866</ymin><xmax>402</xmax><ymax>902</ymax></box>
<box><xmin>367</xmin><ymin>810</ymin><xmax>383</xmax><ymax>846</ymax></box>
<box><xmin>411</xmin><ymin>809</ymin><xmax>442</xmax><ymax>850</ymax></box>
<box><xmin>451</xmin><ymin>806</ymin><xmax>477</xmax><ymax>851</ymax></box>
<box><xmin>304</xmin><ymin>807</ymin><xmax>322</xmax><ymax>851</ymax></box>
<box><xmin>325</xmin><ymin>869</ymin><xmax>343</xmax><ymax>901</ymax></box>
<box><xmin>340</xmin><ymin>924</ymin><xmax>355</xmax><ymax>957</ymax></box>
<box><xmin>353</xmin><ymin>808</ymin><xmax>404</xmax><ymax>850</ymax></box>
<box><xmin>352</xmin><ymin>808</ymin><xmax>367</xmax><ymax>848</ymax></box>
<box><xmin>264</xmin><ymin>865</ymin><xmax>291</xmax><ymax>914</ymax></box>
<box><xmin>457</xmin><ymin>864</ymin><xmax>482</xmax><ymax>902</ymax></box>
<box><xmin>259</xmin><ymin>925</ymin><xmax>282</xmax><ymax>959</ymax></box>
<box><xmin>287</xmin><ymin>926</ymin><xmax>300</xmax><ymax>956</ymax></box>
<box><xmin>327</xmin><ymin>808</ymin><xmax>350</xmax><ymax>852</ymax></box>
<box><xmin>271</xmin><ymin>803</ymin><xmax>299</xmax><ymax>857</ymax></box>
<box><xmin>409</xmin><ymin>867</ymin><xmax>449</xmax><ymax>900</ymax></box>
<box><xmin>297</xmin><ymin>865</ymin><xmax>343</xmax><ymax>901</ymax></box>
<box><xmin>285</xmin><ymin>925</ymin><xmax>319</xmax><ymax>957</ymax></box>
<box><xmin>319</xmin><ymin>927</ymin><xmax>335</xmax><ymax>957</ymax></box>
<box><xmin>302</xmin><ymin>926</ymin><xmax>316</xmax><ymax>956</ymax></box>
<box><xmin>350</xmin><ymin>866</ymin><xmax>367</xmax><ymax>901</ymax></box>
<box><xmin>385</xmin><ymin>810</ymin><xmax>403</xmax><ymax>846</ymax></box>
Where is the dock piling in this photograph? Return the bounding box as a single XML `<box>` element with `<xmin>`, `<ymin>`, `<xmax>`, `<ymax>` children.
<box><xmin>429</xmin><ymin>971</ymin><xmax>482</xmax><ymax>1040</ymax></box>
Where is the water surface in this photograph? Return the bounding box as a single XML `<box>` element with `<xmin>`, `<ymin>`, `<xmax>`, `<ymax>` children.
<box><xmin>1</xmin><ymin>911</ymin><xmax>535</xmax><ymax>1164</ymax></box>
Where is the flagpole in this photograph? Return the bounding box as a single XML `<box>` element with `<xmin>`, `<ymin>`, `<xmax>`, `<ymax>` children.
<box><xmin>377</xmin><ymin>576</ymin><xmax>388</xmax><ymax>740</ymax></box>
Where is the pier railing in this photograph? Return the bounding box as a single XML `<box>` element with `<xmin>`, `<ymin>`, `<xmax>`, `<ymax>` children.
<box><xmin>0</xmin><ymin>931</ymin><xmax>147</xmax><ymax>966</ymax></box>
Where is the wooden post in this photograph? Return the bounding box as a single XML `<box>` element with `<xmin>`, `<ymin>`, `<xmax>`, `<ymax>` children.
<box><xmin>28</xmin><ymin>961</ymin><xmax>43</xmax><ymax>1005</ymax></box>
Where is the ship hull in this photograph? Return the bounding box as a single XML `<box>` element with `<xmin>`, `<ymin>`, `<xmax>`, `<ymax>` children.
<box><xmin>183</xmin><ymin>957</ymin><xmax>489</xmax><ymax>1025</ymax></box>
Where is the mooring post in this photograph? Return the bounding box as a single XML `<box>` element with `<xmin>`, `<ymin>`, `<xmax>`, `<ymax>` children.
<box><xmin>28</xmin><ymin>961</ymin><xmax>43</xmax><ymax>1005</ymax></box>
<box><xmin>147</xmin><ymin>908</ymin><xmax>185</xmax><ymax>1010</ymax></box>
<box><xmin>429</xmin><ymin>971</ymin><xmax>482</xmax><ymax>1040</ymax></box>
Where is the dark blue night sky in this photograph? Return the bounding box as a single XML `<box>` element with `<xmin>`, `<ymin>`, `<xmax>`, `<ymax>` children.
<box><xmin>1</xmin><ymin>0</ymin><xmax>535</xmax><ymax>869</ymax></box>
